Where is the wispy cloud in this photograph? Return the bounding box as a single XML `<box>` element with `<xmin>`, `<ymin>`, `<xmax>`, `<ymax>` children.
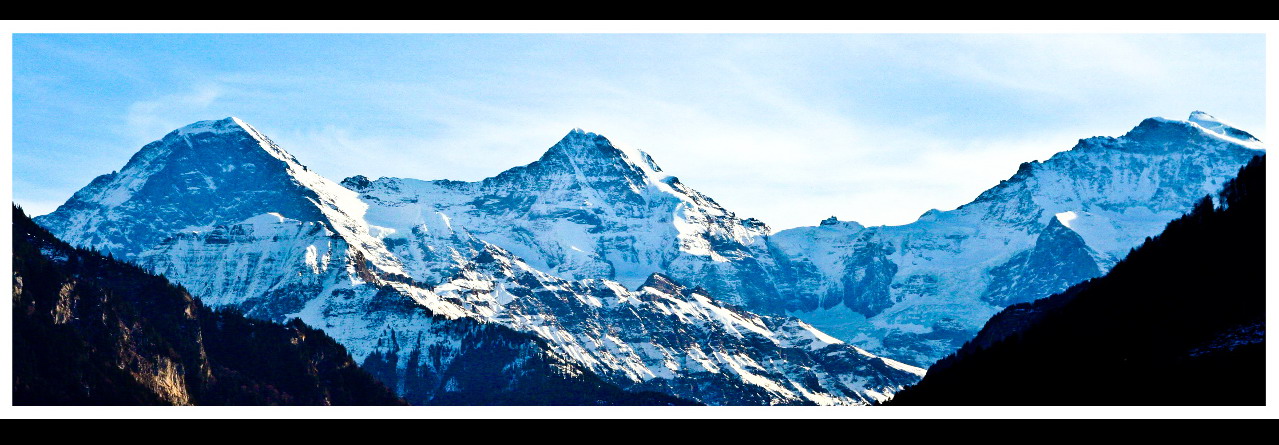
<box><xmin>123</xmin><ymin>84</ymin><xmax>226</xmax><ymax>141</ymax></box>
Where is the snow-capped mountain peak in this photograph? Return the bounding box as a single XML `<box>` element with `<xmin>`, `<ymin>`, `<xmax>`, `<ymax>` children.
<box><xmin>35</xmin><ymin>116</ymin><xmax>321</xmax><ymax>258</ymax></box>
<box><xmin>527</xmin><ymin>128</ymin><xmax>668</xmax><ymax>187</ymax></box>
<box><xmin>36</xmin><ymin>115</ymin><xmax>407</xmax><ymax>281</ymax></box>
<box><xmin>174</xmin><ymin>116</ymin><xmax>246</xmax><ymax>136</ymax></box>
<box><xmin>1188</xmin><ymin>110</ymin><xmax>1219</xmax><ymax>123</ymax></box>
<box><xmin>541</xmin><ymin>128</ymin><xmax>619</xmax><ymax>162</ymax></box>
<box><xmin>1186</xmin><ymin>111</ymin><xmax>1264</xmax><ymax>147</ymax></box>
<box><xmin>1120</xmin><ymin>112</ymin><xmax>1265</xmax><ymax>152</ymax></box>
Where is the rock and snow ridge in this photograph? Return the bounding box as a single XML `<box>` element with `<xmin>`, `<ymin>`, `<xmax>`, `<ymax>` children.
<box><xmin>36</xmin><ymin>117</ymin><xmax>923</xmax><ymax>406</ymax></box>
<box><xmin>343</xmin><ymin>127</ymin><xmax>799</xmax><ymax>314</ymax></box>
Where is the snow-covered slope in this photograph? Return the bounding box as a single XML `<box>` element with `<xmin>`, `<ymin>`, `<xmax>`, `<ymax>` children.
<box><xmin>36</xmin><ymin>118</ymin><xmax>922</xmax><ymax>405</ymax></box>
<box><xmin>771</xmin><ymin>112</ymin><xmax>1265</xmax><ymax>366</ymax></box>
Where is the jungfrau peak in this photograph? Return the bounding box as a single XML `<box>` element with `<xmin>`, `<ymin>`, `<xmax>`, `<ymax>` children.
<box><xmin>770</xmin><ymin>112</ymin><xmax>1264</xmax><ymax>366</ymax></box>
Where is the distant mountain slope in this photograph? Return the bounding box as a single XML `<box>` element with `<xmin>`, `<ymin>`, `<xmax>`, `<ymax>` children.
<box><xmin>13</xmin><ymin>205</ymin><xmax>405</xmax><ymax>405</ymax></box>
<box><xmin>772</xmin><ymin>112</ymin><xmax>1265</xmax><ymax>366</ymax></box>
<box><xmin>886</xmin><ymin>155</ymin><xmax>1265</xmax><ymax>406</ymax></box>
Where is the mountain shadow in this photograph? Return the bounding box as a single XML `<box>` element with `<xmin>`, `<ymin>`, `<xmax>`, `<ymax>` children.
<box><xmin>887</xmin><ymin>155</ymin><xmax>1265</xmax><ymax>406</ymax></box>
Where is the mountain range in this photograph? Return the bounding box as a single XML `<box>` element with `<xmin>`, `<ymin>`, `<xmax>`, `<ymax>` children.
<box><xmin>32</xmin><ymin>111</ymin><xmax>1264</xmax><ymax>404</ymax></box>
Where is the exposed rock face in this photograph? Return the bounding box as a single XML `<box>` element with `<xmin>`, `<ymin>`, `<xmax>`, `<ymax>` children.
<box><xmin>981</xmin><ymin>216</ymin><xmax>1104</xmax><ymax>307</ymax></box>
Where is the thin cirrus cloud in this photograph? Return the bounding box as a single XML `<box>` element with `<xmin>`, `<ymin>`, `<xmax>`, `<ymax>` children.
<box><xmin>11</xmin><ymin>33</ymin><xmax>1265</xmax><ymax>230</ymax></box>
<box><xmin>124</xmin><ymin>85</ymin><xmax>226</xmax><ymax>141</ymax></box>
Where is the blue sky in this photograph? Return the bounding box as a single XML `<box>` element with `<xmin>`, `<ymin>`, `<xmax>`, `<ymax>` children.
<box><xmin>12</xmin><ymin>33</ymin><xmax>1266</xmax><ymax>229</ymax></box>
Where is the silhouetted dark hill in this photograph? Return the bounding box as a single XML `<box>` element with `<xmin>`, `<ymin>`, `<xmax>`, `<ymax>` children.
<box><xmin>13</xmin><ymin>205</ymin><xmax>406</xmax><ymax>405</ymax></box>
<box><xmin>887</xmin><ymin>155</ymin><xmax>1265</xmax><ymax>406</ymax></box>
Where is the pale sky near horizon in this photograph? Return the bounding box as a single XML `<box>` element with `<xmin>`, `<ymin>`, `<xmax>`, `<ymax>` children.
<box><xmin>12</xmin><ymin>33</ymin><xmax>1266</xmax><ymax>230</ymax></box>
